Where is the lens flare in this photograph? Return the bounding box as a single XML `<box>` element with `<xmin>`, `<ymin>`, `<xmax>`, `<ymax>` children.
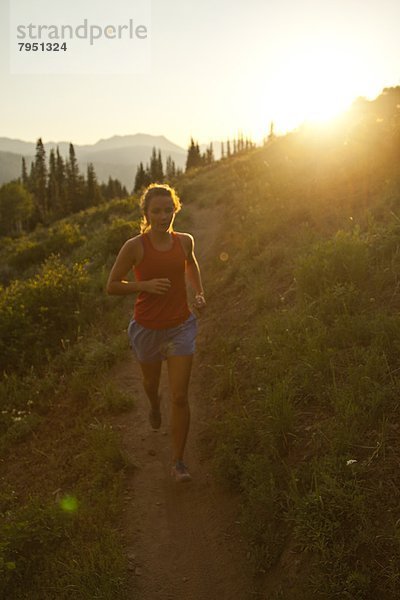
<box><xmin>60</xmin><ymin>495</ymin><xmax>78</xmax><ymax>512</ymax></box>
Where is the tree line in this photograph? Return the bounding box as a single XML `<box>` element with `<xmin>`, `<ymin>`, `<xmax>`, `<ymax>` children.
<box><xmin>0</xmin><ymin>139</ymin><xmax>127</xmax><ymax>236</ymax></box>
<box><xmin>1</xmin><ymin>131</ymin><xmax>258</xmax><ymax>236</ymax></box>
<box><xmin>133</xmin><ymin>133</ymin><xmax>257</xmax><ymax>192</ymax></box>
<box><xmin>133</xmin><ymin>147</ymin><xmax>183</xmax><ymax>193</ymax></box>
<box><xmin>185</xmin><ymin>134</ymin><xmax>256</xmax><ymax>170</ymax></box>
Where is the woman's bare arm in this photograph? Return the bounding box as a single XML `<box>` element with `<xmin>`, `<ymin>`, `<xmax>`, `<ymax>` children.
<box><xmin>184</xmin><ymin>234</ymin><xmax>206</xmax><ymax>308</ymax></box>
<box><xmin>106</xmin><ymin>238</ymin><xmax>171</xmax><ymax>296</ymax></box>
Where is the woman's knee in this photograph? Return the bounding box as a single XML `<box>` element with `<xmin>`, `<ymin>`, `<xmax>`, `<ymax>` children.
<box><xmin>171</xmin><ymin>392</ymin><xmax>188</xmax><ymax>408</ymax></box>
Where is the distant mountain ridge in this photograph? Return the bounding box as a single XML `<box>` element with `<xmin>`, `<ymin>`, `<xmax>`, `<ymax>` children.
<box><xmin>0</xmin><ymin>151</ymin><xmax>27</xmax><ymax>186</ymax></box>
<box><xmin>0</xmin><ymin>134</ymin><xmax>188</xmax><ymax>190</ymax></box>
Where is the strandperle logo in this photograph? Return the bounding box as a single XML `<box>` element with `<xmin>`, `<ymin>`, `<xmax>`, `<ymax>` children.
<box><xmin>10</xmin><ymin>0</ymin><xmax>151</xmax><ymax>75</ymax></box>
<box><xmin>16</xmin><ymin>18</ymin><xmax>148</xmax><ymax>46</ymax></box>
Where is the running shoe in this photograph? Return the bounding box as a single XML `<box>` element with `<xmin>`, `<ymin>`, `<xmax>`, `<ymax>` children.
<box><xmin>171</xmin><ymin>460</ymin><xmax>192</xmax><ymax>483</ymax></box>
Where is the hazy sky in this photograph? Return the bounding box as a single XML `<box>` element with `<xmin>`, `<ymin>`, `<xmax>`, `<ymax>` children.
<box><xmin>1</xmin><ymin>0</ymin><xmax>399</xmax><ymax>148</ymax></box>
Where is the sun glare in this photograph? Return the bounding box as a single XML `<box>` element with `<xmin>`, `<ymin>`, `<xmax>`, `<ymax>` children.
<box><xmin>251</xmin><ymin>39</ymin><xmax>379</xmax><ymax>140</ymax></box>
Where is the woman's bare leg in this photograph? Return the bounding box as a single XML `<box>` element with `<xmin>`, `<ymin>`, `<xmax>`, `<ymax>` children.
<box><xmin>139</xmin><ymin>361</ymin><xmax>162</xmax><ymax>413</ymax></box>
<box><xmin>166</xmin><ymin>354</ymin><xmax>193</xmax><ymax>462</ymax></box>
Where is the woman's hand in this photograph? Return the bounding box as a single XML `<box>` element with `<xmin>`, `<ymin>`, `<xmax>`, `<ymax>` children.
<box><xmin>140</xmin><ymin>278</ymin><xmax>171</xmax><ymax>294</ymax></box>
<box><xmin>193</xmin><ymin>292</ymin><xmax>206</xmax><ymax>311</ymax></box>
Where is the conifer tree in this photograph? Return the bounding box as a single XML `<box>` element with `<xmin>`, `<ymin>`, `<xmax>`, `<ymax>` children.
<box><xmin>114</xmin><ymin>178</ymin><xmax>124</xmax><ymax>197</ymax></box>
<box><xmin>185</xmin><ymin>138</ymin><xmax>196</xmax><ymax>170</ymax></box>
<box><xmin>157</xmin><ymin>149</ymin><xmax>164</xmax><ymax>181</ymax></box>
<box><xmin>268</xmin><ymin>121</ymin><xmax>276</xmax><ymax>143</ymax></box>
<box><xmin>107</xmin><ymin>176</ymin><xmax>117</xmax><ymax>200</ymax></box>
<box><xmin>149</xmin><ymin>147</ymin><xmax>164</xmax><ymax>182</ymax></box>
<box><xmin>33</xmin><ymin>138</ymin><xmax>48</xmax><ymax>221</ymax></box>
<box><xmin>221</xmin><ymin>141</ymin><xmax>225</xmax><ymax>159</ymax></box>
<box><xmin>165</xmin><ymin>155</ymin><xmax>176</xmax><ymax>181</ymax></box>
<box><xmin>149</xmin><ymin>148</ymin><xmax>157</xmax><ymax>180</ymax></box>
<box><xmin>47</xmin><ymin>148</ymin><xmax>59</xmax><ymax>216</ymax></box>
<box><xmin>102</xmin><ymin>176</ymin><xmax>126</xmax><ymax>200</ymax></box>
<box><xmin>134</xmin><ymin>162</ymin><xmax>147</xmax><ymax>193</ymax></box>
<box><xmin>205</xmin><ymin>142</ymin><xmax>214</xmax><ymax>164</ymax></box>
<box><xmin>55</xmin><ymin>147</ymin><xmax>68</xmax><ymax>215</ymax></box>
<box><xmin>21</xmin><ymin>157</ymin><xmax>29</xmax><ymax>188</ymax></box>
<box><xmin>86</xmin><ymin>162</ymin><xmax>102</xmax><ymax>206</ymax></box>
<box><xmin>238</xmin><ymin>132</ymin><xmax>244</xmax><ymax>152</ymax></box>
<box><xmin>186</xmin><ymin>138</ymin><xmax>202</xmax><ymax>170</ymax></box>
<box><xmin>66</xmin><ymin>143</ymin><xmax>85</xmax><ymax>211</ymax></box>
<box><xmin>196</xmin><ymin>142</ymin><xmax>201</xmax><ymax>162</ymax></box>
<box><xmin>227</xmin><ymin>140</ymin><xmax>231</xmax><ymax>157</ymax></box>
<box><xmin>144</xmin><ymin>163</ymin><xmax>152</xmax><ymax>187</ymax></box>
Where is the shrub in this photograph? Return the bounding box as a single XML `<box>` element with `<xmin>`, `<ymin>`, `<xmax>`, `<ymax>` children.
<box><xmin>0</xmin><ymin>255</ymin><xmax>90</xmax><ymax>373</ymax></box>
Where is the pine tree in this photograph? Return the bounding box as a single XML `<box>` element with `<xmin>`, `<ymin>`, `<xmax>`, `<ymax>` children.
<box><xmin>102</xmin><ymin>176</ymin><xmax>126</xmax><ymax>200</ymax></box>
<box><xmin>21</xmin><ymin>157</ymin><xmax>29</xmax><ymax>187</ymax></box>
<box><xmin>221</xmin><ymin>141</ymin><xmax>225</xmax><ymax>159</ymax></box>
<box><xmin>165</xmin><ymin>155</ymin><xmax>176</xmax><ymax>181</ymax></box>
<box><xmin>157</xmin><ymin>149</ymin><xmax>164</xmax><ymax>181</ymax></box>
<box><xmin>149</xmin><ymin>147</ymin><xmax>158</xmax><ymax>181</ymax></box>
<box><xmin>268</xmin><ymin>121</ymin><xmax>276</xmax><ymax>143</ymax></box>
<box><xmin>134</xmin><ymin>162</ymin><xmax>146</xmax><ymax>193</ymax></box>
<box><xmin>107</xmin><ymin>176</ymin><xmax>117</xmax><ymax>200</ymax></box>
<box><xmin>238</xmin><ymin>131</ymin><xmax>244</xmax><ymax>152</ymax></box>
<box><xmin>86</xmin><ymin>163</ymin><xmax>102</xmax><ymax>206</ymax></box>
<box><xmin>114</xmin><ymin>178</ymin><xmax>124</xmax><ymax>197</ymax></box>
<box><xmin>56</xmin><ymin>147</ymin><xmax>68</xmax><ymax>215</ymax></box>
<box><xmin>33</xmin><ymin>138</ymin><xmax>48</xmax><ymax>221</ymax></box>
<box><xmin>66</xmin><ymin>143</ymin><xmax>77</xmax><ymax>210</ymax></box>
<box><xmin>148</xmin><ymin>147</ymin><xmax>164</xmax><ymax>182</ymax></box>
<box><xmin>185</xmin><ymin>138</ymin><xmax>196</xmax><ymax>170</ymax></box>
<box><xmin>205</xmin><ymin>142</ymin><xmax>214</xmax><ymax>164</ymax></box>
<box><xmin>196</xmin><ymin>142</ymin><xmax>203</xmax><ymax>166</ymax></box>
<box><xmin>47</xmin><ymin>148</ymin><xmax>59</xmax><ymax>216</ymax></box>
<box><xmin>186</xmin><ymin>138</ymin><xmax>202</xmax><ymax>170</ymax></box>
<box><xmin>66</xmin><ymin>143</ymin><xmax>85</xmax><ymax>212</ymax></box>
<box><xmin>144</xmin><ymin>163</ymin><xmax>152</xmax><ymax>187</ymax></box>
<box><xmin>227</xmin><ymin>140</ymin><xmax>231</xmax><ymax>157</ymax></box>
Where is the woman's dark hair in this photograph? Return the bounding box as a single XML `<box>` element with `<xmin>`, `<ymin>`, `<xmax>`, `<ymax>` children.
<box><xmin>139</xmin><ymin>183</ymin><xmax>182</xmax><ymax>233</ymax></box>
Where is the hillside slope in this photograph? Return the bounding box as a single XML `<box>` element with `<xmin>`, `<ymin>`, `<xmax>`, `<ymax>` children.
<box><xmin>176</xmin><ymin>93</ymin><xmax>400</xmax><ymax>598</ymax></box>
<box><xmin>1</xmin><ymin>87</ymin><xmax>400</xmax><ymax>599</ymax></box>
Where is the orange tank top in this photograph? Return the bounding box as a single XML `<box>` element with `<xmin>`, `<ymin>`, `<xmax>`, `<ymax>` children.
<box><xmin>133</xmin><ymin>232</ymin><xmax>190</xmax><ymax>329</ymax></box>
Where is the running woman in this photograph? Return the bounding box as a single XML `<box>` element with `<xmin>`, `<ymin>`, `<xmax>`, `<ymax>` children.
<box><xmin>106</xmin><ymin>183</ymin><xmax>206</xmax><ymax>482</ymax></box>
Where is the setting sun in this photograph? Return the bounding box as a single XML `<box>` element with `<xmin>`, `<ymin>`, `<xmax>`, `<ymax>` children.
<box><xmin>250</xmin><ymin>37</ymin><xmax>382</xmax><ymax>140</ymax></box>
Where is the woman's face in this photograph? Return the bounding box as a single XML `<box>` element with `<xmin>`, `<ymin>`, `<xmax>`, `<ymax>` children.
<box><xmin>146</xmin><ymin>194</ymin><xmax>175</xmax><ymax>232</ymax></box>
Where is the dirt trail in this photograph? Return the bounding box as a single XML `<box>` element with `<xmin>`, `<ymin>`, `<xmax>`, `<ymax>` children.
<box><xmin>111</xmin><ymin>202</ymin><xmax>256</xmax><ymax>599</ymax></box>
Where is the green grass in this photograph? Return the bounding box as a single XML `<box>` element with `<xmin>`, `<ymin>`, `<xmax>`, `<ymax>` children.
<box><xmin>0</xmin><ymin>311</ymin><xmax>135</xmax><ymax>598</ymax></box>
<box><xmin>0</xmin><ymin>197</ymin><xmax>140</xmax><ymax>598</ymax></box>
<box><xmin>193</xmin><ymin>102</ymin><xmax>400</xmax><ymax>597</ymax></box>
<box><xmin>1</xmin><ymin>88</ymin><xmax>400</xmax><ymax>598</ymax></box>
